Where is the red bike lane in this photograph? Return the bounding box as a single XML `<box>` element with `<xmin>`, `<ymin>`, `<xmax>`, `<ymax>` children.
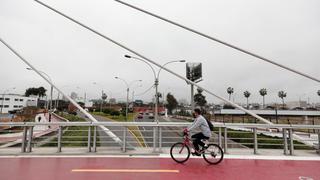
<box><xmin>0</xmin><ymin>157</ymin><xmax>319</xmax><ymax>180</ymax></box>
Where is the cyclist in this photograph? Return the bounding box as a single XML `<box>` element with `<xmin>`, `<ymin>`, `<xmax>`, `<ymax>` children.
<box><xmin>185</xmin><ymin>108</ymin><xmax>211</xmax><ymax>156</ymax></box>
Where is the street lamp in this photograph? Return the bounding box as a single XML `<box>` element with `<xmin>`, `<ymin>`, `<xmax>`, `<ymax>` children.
<box><xmin>26</xmin><ymin>68</ymin><xmax>53</xmax><ymax>122</ymax></box>
<box><xmin>115</xmin><ymin>77</ymin><xmax>142</xmax><ymax>121</ymax></box>
<box><xmin>1</xmin><ymin>87</ymin><xmax>16</xmax><ymax>114</ymax></box>
<box><xmin>124</xmin><ymin>55</ymin><xmax>185</xmax><ymax>123</ymax></box>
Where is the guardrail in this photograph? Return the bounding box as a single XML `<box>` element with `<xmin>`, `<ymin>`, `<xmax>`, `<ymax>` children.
<box><xmin>0</xmin><ymin>122</ymin><xmax>319</xmax><ymax>155</ymax></box>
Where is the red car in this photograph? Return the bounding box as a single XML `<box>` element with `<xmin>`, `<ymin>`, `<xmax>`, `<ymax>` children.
<box><xmin>137</xmin><ymin>114</ymin><xmax>143</xmax><ymax>119</ymax></box>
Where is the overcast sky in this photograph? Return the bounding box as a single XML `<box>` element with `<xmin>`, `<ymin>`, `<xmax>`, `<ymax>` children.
<box><xmin>1</xmin><ymin>0</ymin><xmax>319</xmax><ymax>105</ymax></box>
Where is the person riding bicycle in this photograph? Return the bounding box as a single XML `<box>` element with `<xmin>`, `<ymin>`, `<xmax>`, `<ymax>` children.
<box><xmin>185</xmin><ymin>108</ymin><xmax>211</xmax><ymax>156</ymax></box>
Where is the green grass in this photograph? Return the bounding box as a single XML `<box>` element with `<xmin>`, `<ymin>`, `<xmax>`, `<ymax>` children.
<box><xmin>92</xmin><ymin>112</ymin><xmax>147</xmax><ymax>147</ymax></box>
<box><xmin>41</xmin><ymin>113</ymin><xmax>100</xmax><ymax>147</ymax></box>
<box><xmin>217</xmin><ymin>128</ymin><xmax>315</xmax><ymax>150</ymax></box>
<box><xmin>92</xmin><ymin>112</ymin><xmax>136</xmax><ymax>122</ymax></box>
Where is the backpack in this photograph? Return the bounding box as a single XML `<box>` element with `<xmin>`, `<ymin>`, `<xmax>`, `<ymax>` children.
<box><xmin>206</xmin><ymin>119</ymin><xmax>214</xmax><ymax>131</ymax></box>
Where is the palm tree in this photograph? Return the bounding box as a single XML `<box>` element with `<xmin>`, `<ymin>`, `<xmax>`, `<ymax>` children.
<box><xmin>243</xmin><ymin>90</ymin><xmax>251</xmax><ymax>109</ymax></box>
<box><xmin>259</xmin><ymin>88</ymin><xmax>267</xmax><ymax>109</ymax></box>
<box><xmin>278</xmin><ymin>90</ymin><xmax>287</xmax><ymax>109</ymax></box>
<box><xmin>227</xmin><ymin>87</ymin><xmax>234</xmax><ymax>101</ymax></box>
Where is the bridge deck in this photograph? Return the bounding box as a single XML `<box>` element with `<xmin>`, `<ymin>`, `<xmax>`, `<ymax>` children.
<box><xmin>1</xmin><ymin>156</ymin><xmax>319</xmax><ymax>180</ymax></box>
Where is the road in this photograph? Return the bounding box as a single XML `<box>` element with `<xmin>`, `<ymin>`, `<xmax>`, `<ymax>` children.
<box><xmin>78</xmin><ymin>112</ymin><xmax>140</xmax><ymax>149</ymax></box>
<box><xmin>135</xmin><ymin>115</ymin><xmax>184</xmax><ymax>148</ymax></box>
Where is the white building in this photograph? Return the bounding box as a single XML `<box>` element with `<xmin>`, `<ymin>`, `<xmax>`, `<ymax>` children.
<box><xmin>0</xmin><ymin>94</ymin><xmax>38</xmax><ymax>114</ymax></box>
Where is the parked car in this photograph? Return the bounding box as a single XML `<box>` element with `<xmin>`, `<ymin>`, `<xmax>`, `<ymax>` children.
<box><xmin>148</xmin><ymin>113</ymin><xmax>154</xmax><ymax>119</ymax></box>
<box><xmin>137</xmin><ymin>114</ymin><xmax>143</xmax><ymax>119</ymax></box>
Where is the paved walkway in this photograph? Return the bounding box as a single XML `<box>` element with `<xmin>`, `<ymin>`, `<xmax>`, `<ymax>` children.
<box><xmin>0</xmin><ymin>156</ymin><xmax>319</xmax><ymax>180</ymax></box>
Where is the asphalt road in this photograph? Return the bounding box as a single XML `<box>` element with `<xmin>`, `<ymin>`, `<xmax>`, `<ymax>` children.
<box><xmin>135</xmin><ymin>115</ymin><xmax>184</xmax><ymax>148</ymax></box>
<box><xmin>78</xmin><ymin>112</ymin><xmax>140</xmax><ymax>148</ymax></box>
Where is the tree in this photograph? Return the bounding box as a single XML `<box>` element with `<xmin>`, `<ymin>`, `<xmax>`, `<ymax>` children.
<box><xmin>166</xmin><ymin>93</ymin><xmax>178</xmax><ymax>114</ymax></box>
<box><xmin>194</xmin><ymin>88</ymin><xmax>207</xmax><ymax>109</ymax></box>
<box><xmin>227</xmin><ymin>87</ymin><xmax>234</xmax><ymax>101</ymax></box>
<box><xmin>243</xmin><ymin>90</ymin><xmax>251</xmax><ymax>109</ymax></box>
<box><xmin>278</xmin><ymin>90</ymin><xmax>287</xmax><ymax>109</ymax></box>
<box><xmin>25</xmin><ymin>87</ymin><xmax>47</xmax><ymax>98</ymax></box>
<box><xmin>259</xmin><ymin>88</ymin><xmax>267</xmax><ymax>109</ymax></box>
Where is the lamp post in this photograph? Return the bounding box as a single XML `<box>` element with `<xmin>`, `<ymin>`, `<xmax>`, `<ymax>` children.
<box><xmin>115</xmin><ymin>77</ymin><xmax>142</xmax><ymax>121</ymax></box>
<box><xmin>1</xmin><ymin>87</ymin><xmax>16</xmax><ymax>114</ymax></box>
<box><xmin>124</xmin><ymin>55</ymin><xmax>185</xmax><ymax>123</ymax></box>
<box><xmin>26</xmin><ymin>68</ymin><xmax>53</xmax><ymax>121</ymax></box>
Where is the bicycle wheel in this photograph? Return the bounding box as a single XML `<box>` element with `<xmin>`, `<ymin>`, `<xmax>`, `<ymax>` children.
<box><xmin>203</xmin><ymin>144</ymin><xmax>224</xmax><ymax>165</ymax></box>
<box><xmin>170</xmin><ymin>142</ymin><xmax>190</xmax><ymax>163</ymax></box>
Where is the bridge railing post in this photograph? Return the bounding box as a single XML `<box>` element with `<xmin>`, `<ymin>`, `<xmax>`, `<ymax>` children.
<box><xmin>152</xmin><ymin>127</ymin><xmax>157</xmax><ymax>152</ymax></box>
<box><xmin>93</xmin><ymin>126</ymin><xmax>97</xmax><ymax>152</ymax></box>
<box><xmin>21</xmin><ymin>126</ymin><xmax>28</xmax><ymax>153</ymax></box>
<box><xmin>283</xmin><ymin>128</ymin><xmax>288</xmax><ymax>155</ymax></box>
<box><xmin>26</xmin><ymin>126</ymin><xmax>34</xmax><ymax>153</ymax></box>
<box><xmin>87</xmin><ymin>126</ymin><xmax>92</xmax><ymax>152</ymax></box>
<box><xmin>122</xmin><ymin>126</ymin><xmax>127</xmax><ymax>152</ymax></box>
<box><xmin>289</xmin><ymin>128</ymin><xmax>294</xmax><ymax>155</ymax></box>
<box><xmin>218</xmin><ymin>127</ymin><xmax>222</xmax><ymax>147</ymax></box>
<box><xmin>57</xmin><ymin>126</ymin><xmax>62</xmax><ymax>153</ymax></box>
<box><xmin>224</xmin><ymin>127</ymin><xmax>228</xmax><ymax>154</ymax></box>
<box><xmin>253</xmin><ymin>128</ymin><xmax>258</xmax><ymax>154</ymax></box>
<box><xmin>158</xmin><ymin>126</ymin><xmax>162</xmax><ymax>152</ymax></box>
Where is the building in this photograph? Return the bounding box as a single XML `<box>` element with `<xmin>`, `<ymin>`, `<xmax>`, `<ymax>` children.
<box><xmin>0</xmin><ymin>94</ymin><xmax>38</xmax><ymax>113</ymax></box>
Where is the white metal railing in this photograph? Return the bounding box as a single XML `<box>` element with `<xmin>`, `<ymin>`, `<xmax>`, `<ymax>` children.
<box><xmin>0</xmin><ymin>122</ymin><xmax>319</xmax><ymax>155</ymax></box>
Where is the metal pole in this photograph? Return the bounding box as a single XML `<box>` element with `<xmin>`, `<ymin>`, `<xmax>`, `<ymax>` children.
<box><xmin>21</xmin><ymin>126</ymin><xmax>28</xmax><ymax>153</ymax></box>
<box><xmin>318</xmin><ymin>131</ymin><xmax>320</xmax><ymax>154</ymax></box>
<box><xmin>122</xmin><ymin>127</ymin><xmax>127</xmax><ymax>152</ymax></box>
<box><xmin>158</xmin><ymin>126</ymin><xmax>162</xmax><ymax>152</ymax></box>
<box><xmin>153</xmin><ymin>127</ymin><xmax>157</xmax><ymax>152</ymax></box>
<box><xmin>31</xmin><ymin>1</ymin><xmax>273</xmax><ymax>125</ymax></box>
<box><xmin>253</xmin><ymin>128</ymin><xmax>258</xmax><ymax>154</ymax></box>
<box><xmin>126</xmin><ymin>88</ymin><xmax>129</xmax><ymax>121</ymax></box>
<box><xmin>49</xmin><ymin>85</ymin><xmax>53</xmax><ymax>122</ymax></box>
<box><xmin>114</xmin><ymin>0</ymin><xmax>320</xmax><ymax>84</ymax></box>
<box><xmin>93</xmin><ymin>126</ymin><xmax>97</xmax><ymax>152</ymax></box>
<box><xmin>100</xmin><ymin>90</ymin><xmax>103</xmax><ymax>112</ymax></box>
<box><xmin>87</xmin><ymin>126</ymin><xmax>92</xmax><ymax>152</ymax></box>
<box><xmin>283</xmin><ymin>128</ymin><xmax>288</xmax><ymax>155</ymax></box>
<box><xmin>27</xmin><ymin>126</ymin><xmax>34</xmax><ymax>153</ymax></box>
<box><xmin>218</xmin><ymin>127</ymin><xmax>222</xmax><ymax>147</ymax></box>
<box><xmin>289</xmin><ymin>129</ymin><xmax>294</xmax><ymax>155</ymax></box>
<box><xmin>191</xmin><ymin>84</ymin><xmax>194</xmax><ymax>111</ymax></box>
<box><xmin>224</xmin><ymin>127</ymin><xmax>228</xmax><ymax>154</ymax></box>
<box><xmin>57</xmin><ymin>126</ymin><xmax>62</xmax><ymax>152</ymax></box>
<box><xmin>155</xmin><ymin>79</ymin><xmax>159</xmax><ymax>123</ymax></box>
